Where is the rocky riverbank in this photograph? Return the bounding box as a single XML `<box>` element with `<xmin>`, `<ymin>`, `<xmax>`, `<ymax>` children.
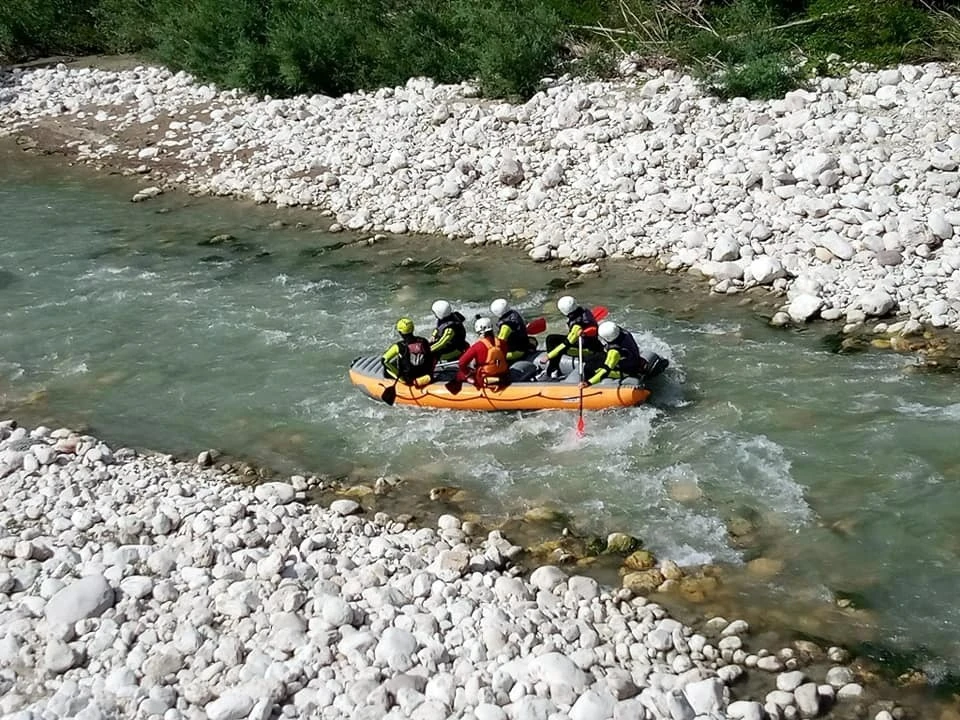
<box><xmin>0</xmin><ymin>418</ymin><xmax>932</xmax><ymax>720</ymax></box>
<box><xmin>1</xmin><ymin>58</ymin><xmax>960</xmax><ymax>339</ymax></box>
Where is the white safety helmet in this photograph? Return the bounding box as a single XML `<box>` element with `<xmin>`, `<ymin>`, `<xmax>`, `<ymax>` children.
<box><xmin>475</xmin><ymin>317</ymin><xmax>494</xmax><ymax>334</ymax></box>
<box><xmin>490</xmin><ymin>298</ymin><xmax>510</xmax><ymax>316</ymax></box>
<box><xmin>598</xmin><ymin>321</ymin><xmax>620</xmax><ymax>343</ymax></box>
<box><xmin>431</xmin><ymin>299</ymin><xmax>452</xmax><ymax>319</ymax></box>
<box><xmin>557</xmin><ymin>295</ymin><xmax>577</xmax><ymax>315</ymax></box>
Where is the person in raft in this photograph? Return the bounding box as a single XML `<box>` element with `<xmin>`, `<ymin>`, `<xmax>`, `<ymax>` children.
<box><xmin>581</xmin><ymin>321</ymin><xmax>645</xmax><ymax>387</ymax></box>
<box><xmin>429</xmin><ymin>299</ymin><xmax>470</xmax><ymax>362</ymax></box>
<box><xmin>381</xmin><ymin>317</ymin><xmax>435</xmax><ymax>388</ymax></box>
<box><xmin>490</xmin><ymin>297</ymin><xmax>537</xmax><ymax>362</ymax></box>
<box><xmin>456</xmin><ymin>317</ymin><xmax>510</xmax><ymax>389</ymax></box>
<box><xmin>540</xmin><ymin>295</ymin><xmax>602</xmax><ymax>377</ymax></box>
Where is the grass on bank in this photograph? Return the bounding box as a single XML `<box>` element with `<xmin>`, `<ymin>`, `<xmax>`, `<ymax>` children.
<box><xmin>1</xmin><ymin>0</ymin><xmax>959</xmax><ymax>101</ymax></box>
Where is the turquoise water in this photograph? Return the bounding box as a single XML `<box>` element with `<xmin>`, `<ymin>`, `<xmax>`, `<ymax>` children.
<box><xmin>3</xmin><ymin>149</ymin><xmax>960</xmax><ymax>684</ymax></box>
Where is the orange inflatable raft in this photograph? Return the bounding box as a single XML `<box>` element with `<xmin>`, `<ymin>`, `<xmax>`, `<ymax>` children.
<box><xmin>348</xmin><ymin>354</ymin><xmax>666</xmax><ymax>412</ymax></box>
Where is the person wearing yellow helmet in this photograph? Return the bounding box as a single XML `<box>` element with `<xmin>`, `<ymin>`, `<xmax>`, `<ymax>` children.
<box><xmin>382</xmin><ymin>317</ymin><xmax>435</xmax><ymax>387</ymax></box>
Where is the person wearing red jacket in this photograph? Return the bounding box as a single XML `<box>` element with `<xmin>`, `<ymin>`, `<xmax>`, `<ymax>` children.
<box><xmin>455</xmin><ymin>317</ymin><xmax>510</xmax><ymax>389</ymax></box>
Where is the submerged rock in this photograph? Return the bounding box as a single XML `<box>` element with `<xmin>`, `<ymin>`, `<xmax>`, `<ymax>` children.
<box><xmin>622</xmin><ymin>549</ymin><xmax>657</xmax><ymax>572</ymax></box>
<box><xmin>605</xmin><ymin>532</ymin><xmax>643</xmax><ymax>554</ymax></box>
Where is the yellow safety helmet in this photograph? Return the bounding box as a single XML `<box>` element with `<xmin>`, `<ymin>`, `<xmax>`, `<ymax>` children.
<box><xmin>396</xmin><ymin>317</ymin><xmax>414</xmax><ymax>335</ymax></box>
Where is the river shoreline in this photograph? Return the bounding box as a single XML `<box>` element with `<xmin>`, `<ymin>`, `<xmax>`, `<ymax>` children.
<box><xmin>3</xmin><ymin>59</ymin><xmax>960</xmax><ymax>718</ymax></box>
<box><xmin>1</xmin><ymin>57</ymin><xmax>960</xmax><ymax>355</ymax></box>
<box><xmin>0</xmin><ymin>417</ymin><xmax>954</xmax><ymax>720</ymax></box>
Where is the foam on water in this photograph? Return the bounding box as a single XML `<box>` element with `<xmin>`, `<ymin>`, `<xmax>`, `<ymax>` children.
<box><xmin>896</xmin><ymin>400</ymin><xmax>960</xmax><ymax>420</ymax></box>
<box><xmin>713</xmin><ymin>433</ymin><xmax>813</xmax><ymax>526</ymax></box>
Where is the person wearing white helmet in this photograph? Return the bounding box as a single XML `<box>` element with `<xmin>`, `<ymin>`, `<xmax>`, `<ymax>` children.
<box><xmin>541</xmin><ymin>295</ymin><xmax>602</xmax><ymax>376</ymax></box>
<box><xmin>581</xmin><ymin>320</ymin><xmax>645</xmax><ymax>387</ymax></box>
<box><xmin>450</xmin><ymin>316</ymin><xmax>510</xmax><ymax>390</ymax></box>
<box><xmin>490</xmin><ymin>297</ymin><xmax>535</xmax><ymax>362</ymax></box>
<box><xmin>428</xmin><ymin>299</ymin><xmax>469</xmax><ymax>362</ymax></box>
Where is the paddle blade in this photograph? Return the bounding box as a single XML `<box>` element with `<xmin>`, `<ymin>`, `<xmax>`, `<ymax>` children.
<box><xmin>380</xmin><ymin>385</ymin><xmax>398</xmax><ymax>405</ymax></box>
<box><xmin>445</xmin><ymin>379</ymin><xmax>463</xmax><ymax>395</ymax></box>
<box><xmin>576</xmin><ymin>415</ymin><xmax>585</xmax><ymax>437</ymax></box>
<box><xmin>592</xmin><ymin>306</ymin><xmax>609</xmax><ymax>322</ymax></box>
<box><xmin>526</xmin><ymin>316</ymin><xmax>547</xmax><ymax>334</ymax></box>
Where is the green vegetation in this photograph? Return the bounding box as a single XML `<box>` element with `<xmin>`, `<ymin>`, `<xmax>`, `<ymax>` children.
<box><xmin>1</xmin><ymin>0</ymin><xmax>958</xmax><ymax>100</ymax></box>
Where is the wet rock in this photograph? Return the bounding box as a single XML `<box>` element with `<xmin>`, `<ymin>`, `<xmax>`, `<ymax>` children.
<box><xmin>605</xmin><ymin>532</ymin><xmax>643</xmax><ymax>554</ymax></box>
<box><xmin>254</xmin><ymin>481</ymin><xmax>296</xmax><ymax>505</ymax></box>
<box><xmin>196</xmin><ymin>449</ymin><xmax>218</xmax><ymax>467</ymax></box>
<box><xmin>678</xmin><ymin>574</ymin><xmax>719</xmax><ymax>602</ymax></box>
<box><xmin>622</xmin><ymin>550</ymin><xmax>657</xmax><ymax>571</ymax></box>
<box><xmin>795</xmin><ymin>682</ymin><xmax>821</xmax><ymax>717</ymax></box>
<box><xmin>131</xmin><ymin>186</ymin><xmax>162</xmax><ymax>202</ymax></box>
<box><xmin>340</xmin><ymin>484</ymin><xmax>375</xmax><ymax>498</ymax></box>
<box><xmin>429</xmin><ymin>486</ymin><xmax>467</xmax><ymax>503</ymax></box>
<box><xmin>523</xmin><ymin>506</ymin><xmax>569</xmax><ymax>524</ymax></box>
<box><xmin>660</xmin><ymin>559</ymin><xmax>683</xmax><ymax>581</ymax></box>
<box><xmin>622</xmin><ymin>569</ymin><xmax>664</xmax><ymax>595</ymax></box>
<box><xmin>777</xmin><ymin>671</ymin><xmax>807</xmax><ymax>692</ymax></box>
<box><xmin>329</xmin><ymin>499</ymin><xmax>361</xmax><ymax>516</ymax></box>
<box><xmin>837</xmin><ymin>682</ymin><xmax>864</xmax><ymax>700</ymax></box>
<box><xmin>826</xmin><ymin>666</ymin><xmax>855</xmax><ymax>687</ymax></box>
<box><xmin>746</xmin><ymin>557</ymin><xmax>784</xmax><ymax>577</ymax></box>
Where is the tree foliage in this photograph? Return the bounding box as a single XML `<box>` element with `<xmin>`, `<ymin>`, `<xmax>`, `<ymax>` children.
<box><xmin>1</xmin><ymin>0</ymin><xmax>956</xmax><ymax>100</ymax></box>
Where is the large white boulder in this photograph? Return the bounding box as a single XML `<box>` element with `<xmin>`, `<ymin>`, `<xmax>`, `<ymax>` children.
<box><xmin>44</xmin><ymin>575</ymin><xmax>115</xmax><ymax>625</ymax></box>
<box><xmin>787</xmin><ymin>294</ymin><xmax>823</xmax><ymax>323</ymax></box>
<box><xmin>746</xmin><ymin>256</ymin><xmax>785</xmax><ymax>285</ymax></box>
<box><xmin>856</xmin><ymin>290</ymin><xmax>896</xmax><ymax>317</ymax></box>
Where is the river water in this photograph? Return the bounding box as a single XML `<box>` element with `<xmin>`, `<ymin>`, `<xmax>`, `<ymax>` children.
<box><xmin>3</xmin><ymin>148</ymin><xmax>960</xmax><ymax>692</ymax></box>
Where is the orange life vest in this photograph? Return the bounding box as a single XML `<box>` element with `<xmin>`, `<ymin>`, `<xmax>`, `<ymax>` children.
<box><xmin>479</xmin><ymin>337</ymin><xmax>508</xmax><ymax>385</ymax></box>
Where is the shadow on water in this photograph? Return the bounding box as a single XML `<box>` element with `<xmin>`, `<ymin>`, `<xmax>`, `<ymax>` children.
<box><xmin>0</xmin><ymin>268</ymin><xmax>19</xmax><ymax>290</ymax></box>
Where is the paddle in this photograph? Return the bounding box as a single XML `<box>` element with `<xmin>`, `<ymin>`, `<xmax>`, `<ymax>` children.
<box><xmin>581</xmin><ymin>308</ymin><xmax>608</xmax><ymax>338</ymax></box>
<box><xmin>525</xmin><ymin>316</ymin><xmax>546</xmax><ymax>334</ymax></box>
<box><xmin>576</xmin><ymin>334</ymin><xmax>586</xmax><ymax>437</ymax></box>
<box><xmin>445</xmin><ymin>378</ymin><xmax>463</xmax><ymax>395</ymax></box>
<box><xmin>573</xmin><ymin>306</ymin><xmax>607</xmax><ymax>434</ymax></box>
<box><xmin>380</xmin><ymin>377</ymin><xmax>401</xmax><ymax>406</ymax></box>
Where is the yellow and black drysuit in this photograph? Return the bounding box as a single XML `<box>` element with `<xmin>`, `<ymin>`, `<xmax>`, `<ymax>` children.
<box><xmin>496</xmin><ymin>308</ymin><xmax>536</xmax><ymax>362</ymax></box>
<box><xmin>382</xmin><ymin>333</ymin><xmax>435</xmax><ymax>387</ymax></box>
<box><xmin>584</xmin><ymin>328</ymin><xmax>645</xmax><ymax>385</ymax></box>
<box><xmin>544</xmin><ymin>306</ymin><xmax>602</xmax><ymax>375</ymax></box>
<box><xmin>430</xmin><ymin>311</ymin><xmax>469</xmax><ymax>362</ymax></box>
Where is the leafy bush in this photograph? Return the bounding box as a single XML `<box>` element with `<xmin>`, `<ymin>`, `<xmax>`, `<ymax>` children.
<box><xmin>451</xmin><ymin>0</ymin><xmax>566</xmax><ymax>97</ymax></box>
<box><xmin>669</xmin><ymin>0</ymin><xmax>805</xmax><ymax>98</ymax></box>
<box><xmin>797</xmin><ymin>0</ymin><xmax>936</xmax><ymax>65</ymax></box>
<box><xmin>142</xmin><ymin>0</ymin><xmax>278</xmax><ymax>93</ymax></box>
<box><xmin>1</xmin><ymin>0</ymin><xmax>957</xmax><ymax>101</ymax></box>
<box><xmin>93</xmin><ymin>0</ymin><xmax>157</xmax><ymax>54</ymax></box>
<box><xmin>0</xmin><ymin>0</ymin><xmax>101</xmax><ymax>59</ymax></box>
